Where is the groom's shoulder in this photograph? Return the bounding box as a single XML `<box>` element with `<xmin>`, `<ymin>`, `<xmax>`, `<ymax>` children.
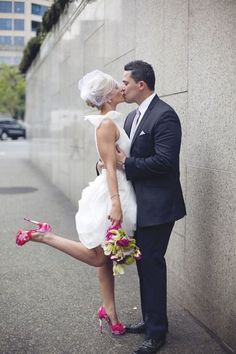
<box><xmin>152</xmin><ymin>97</ymin><xmax>178</xmax><ymax>117</ymax></box>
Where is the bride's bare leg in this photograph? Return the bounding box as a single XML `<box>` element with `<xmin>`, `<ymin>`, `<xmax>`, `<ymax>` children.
<box><xmin>32</xmin><ymin>232</ymin><xmax>107</xmax><ymax>267</ymax></box>
<box><xmin>97</xmin><ymin>259</ymin><xmax>119</xmax><ymax>324</ymax></box>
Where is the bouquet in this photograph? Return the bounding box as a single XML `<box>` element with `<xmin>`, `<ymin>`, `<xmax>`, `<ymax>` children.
<box><xmin>103</xmin><ymin>224</ymin><xmax>142</xmax><ymax>276</ymax></box>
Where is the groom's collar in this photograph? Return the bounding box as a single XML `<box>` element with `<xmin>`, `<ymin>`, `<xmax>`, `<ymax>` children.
<box><xmin>138</xmin><ymin>93</ymin><xmax>157</xmax><ymax>117</ymax></box>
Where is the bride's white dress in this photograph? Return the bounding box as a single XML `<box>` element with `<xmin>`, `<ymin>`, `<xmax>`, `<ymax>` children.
<box><xmin>75</xmin><ymin>111</ymin><xmax>137</xmax><ymax>249</ymax></box>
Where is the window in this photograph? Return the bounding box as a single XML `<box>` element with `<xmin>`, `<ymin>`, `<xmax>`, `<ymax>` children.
<box><xmin>0</xmin><ymin>36</ymin><xmax>24</xmax><ymax>47</ymax></box>
<box><xmin>14</xmin><ymin>19</ymin><xmax>24</xmax><ymax>31</ymax></box>
<box><xmin>0</xmin><ymin>19</ymin><xmax>12</xmax><ymax>30</ymax></box>
<box><xmin>0</xmin><ymin>36</ymin><xmax>12</xmax><ymax>46</ymax></box>
<box><xmin>14</xmin><ymin>36</ymin><xmax>24</xmax><ymax>46</ymax></box>
<box><xmin>0</xmin><ymin>1</ymin><xmax>12</xmax><ymax>13</ymax></box>
<box><xmin>31</xmin><ymin>20</ymin><xmax>41</xmax><ymax>32</ymax></box>
<box><xmin>14</xmin><ymin>2</ymin><xmax>24</xmax><ymax>14</ymax></box>
<box><xmin>32</xmin><ymin>3</ymin><xmax>48</xmax><ymax>16</ymax></box>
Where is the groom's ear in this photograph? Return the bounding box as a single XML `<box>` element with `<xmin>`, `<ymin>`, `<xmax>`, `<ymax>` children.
<box><xmin>138</xmin><ymin>80</ymin><xmax>147</xmax><ymax>91</ymax></box>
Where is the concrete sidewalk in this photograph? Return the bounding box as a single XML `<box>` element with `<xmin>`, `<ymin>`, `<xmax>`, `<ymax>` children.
<box><xmin>0</xmin><ymin>158</ymin><xmax>229</xmax><ymax>354</ymax></box>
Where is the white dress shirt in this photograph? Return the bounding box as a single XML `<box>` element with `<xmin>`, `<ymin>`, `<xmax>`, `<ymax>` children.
<box><xmin>136</xmin><ymin>92</ymin><xmax>156</xmax><ymax>130</ymax></box>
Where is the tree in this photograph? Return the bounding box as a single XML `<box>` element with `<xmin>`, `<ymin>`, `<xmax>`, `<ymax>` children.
<box><xmin>0</xmin><ymin>64</ymin><xmax>25</xmax><ymax>119</ymax></box>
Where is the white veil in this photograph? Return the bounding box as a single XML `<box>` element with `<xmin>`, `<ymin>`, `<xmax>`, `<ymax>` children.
<box><xmin>78</xmin><ymin>70</ymin><xmax>118</xmax><ymax>107</ymax></box>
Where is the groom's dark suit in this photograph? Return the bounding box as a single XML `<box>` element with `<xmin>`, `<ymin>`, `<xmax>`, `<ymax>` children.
<box><xmin>124</xmin><ymin>94</ymin><xmax>186</xmax><ymax>340</ymax></box>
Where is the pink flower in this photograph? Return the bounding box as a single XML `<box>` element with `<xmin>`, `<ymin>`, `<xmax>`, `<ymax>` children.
<box><xmin>107</xmin><ymin>223</ymin><xmax>122</xmax><ymax>232</ymax></box>
<box><xmin>105</xmin><ymin>231</ymin><xmax>113</xmax><ymax>240</ymax></box>
<box><xmin>134</xmin><ymin>251</ymin><xmax>142</xmax><ymax>261</ymax></box>
<box><xmin>116</xmin><ymin>237</ymin><xmax>130</xmax><ymax>247</ymax></box>
<box><xmin>105</xmin><ymin>223</ymin><xmax>122</xmax><ymax>240</ymax></box>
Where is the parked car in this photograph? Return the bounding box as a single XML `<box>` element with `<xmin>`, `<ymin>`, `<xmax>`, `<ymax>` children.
<box><xmin>0</xmin><ymin>119</ymin><xmax>26</xmax><ymax>140</ymax></box>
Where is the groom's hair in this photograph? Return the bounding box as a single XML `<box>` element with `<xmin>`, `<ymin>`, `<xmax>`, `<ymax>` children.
<box><xmin>124</xmin><ymin>60</ymin><xmax>155</xmax><ymax>91</ymax></box>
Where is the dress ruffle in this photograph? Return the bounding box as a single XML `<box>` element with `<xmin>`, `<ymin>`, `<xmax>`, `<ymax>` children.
<box><xmin>75</xmin><ymin>170</ymin><xmax>136</xmax><ymax>249</ymax></box>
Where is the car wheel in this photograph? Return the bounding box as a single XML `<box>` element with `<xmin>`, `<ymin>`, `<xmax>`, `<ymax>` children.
<box><xmin>0</xmin><ymin>132</ymin><xmax>9</xmax><ymax>140</ymax></box>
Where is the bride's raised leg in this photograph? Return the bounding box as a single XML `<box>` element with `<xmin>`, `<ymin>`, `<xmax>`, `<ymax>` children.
<box><xmin>32</xmin><ymin>231</ymin><xmax>107</xmax><ymax>267</ymax></box>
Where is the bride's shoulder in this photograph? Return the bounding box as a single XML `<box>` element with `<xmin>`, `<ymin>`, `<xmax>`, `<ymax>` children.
<box><xmin>97</xmin><ymin>117</ymin><xmax>117</xmax><ymax>133</ymax></box>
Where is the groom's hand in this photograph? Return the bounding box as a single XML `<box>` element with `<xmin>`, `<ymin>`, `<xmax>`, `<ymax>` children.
<box><xmin>96</xmin><ymin>159</ymin><xmax>105</xmax><ymax>173</ymax></box>
<box><xmin>115</xmin><ymin>144</ymin><xmax>127</xmax><ymax>169</ymax></box>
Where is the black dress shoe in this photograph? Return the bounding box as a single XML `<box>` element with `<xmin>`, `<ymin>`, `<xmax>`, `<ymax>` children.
<box><xmin>126</xmin><ymin>322</ymin><xmax>145</xmax><ymax>333</ymax></box>
<box><xmin>132</xmin><ymin>337</ymin><xmax>166</xmax><ymax>354</ymax></box>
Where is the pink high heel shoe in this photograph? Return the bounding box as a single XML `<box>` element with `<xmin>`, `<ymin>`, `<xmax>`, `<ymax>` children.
<box><xmin>97</xmin><ymin>306</ymin><xmax>126</xmax><ymax>335</ymax></box>
<box><xmin>16</xmin><ymin>218</ymin><xmax>52</xmax><ymax>246</ymax></box>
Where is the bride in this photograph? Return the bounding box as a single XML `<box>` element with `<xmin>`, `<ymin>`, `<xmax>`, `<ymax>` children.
<box><xmin>16</xmin><ymin>70</ymin><xmax>137</xmax><ymax>335</ymax></box>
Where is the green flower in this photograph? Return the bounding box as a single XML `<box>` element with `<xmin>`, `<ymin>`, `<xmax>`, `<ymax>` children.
<box><xmin>124</xmin><ymin>255</ymin><xmax>135</xmax><ymax>265</ymax></box>
<box><xmin>113</xmin><ymin>263</ymin><xmax>125</xmax><ymax>276</ymax></box>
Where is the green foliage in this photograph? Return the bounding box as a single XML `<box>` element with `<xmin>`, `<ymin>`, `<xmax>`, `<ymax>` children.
<box><xmin>42</xmin><ymin>2</ymin><xmax>61</xmax><ymax>33</ymax></box>
<box><xmin>19</xmin><ymin>37</ymin><xmax>41</xmax><ymax>74</ymax></box>
<box><xmin>0</xmin><ymin>64</ymin><xmax>25</xmax><ymax>118</ymax></box>
<box><xmin>19</xmin><ymin>0</ymin><xmax>71</xmax><ymax>74</ymax></box>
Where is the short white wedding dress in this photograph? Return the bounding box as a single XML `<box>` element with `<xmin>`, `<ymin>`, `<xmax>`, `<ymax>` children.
<box><xmin>75</xmin><ymin>111</ymin><xmax>137</xmax><ymax>249</ymax></box>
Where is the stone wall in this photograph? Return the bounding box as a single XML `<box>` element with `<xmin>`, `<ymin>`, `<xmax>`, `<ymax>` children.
<box><xmin>25</xmin><ymin>0</ymin><xmax>236</xmax><ymax>350</ymax></box>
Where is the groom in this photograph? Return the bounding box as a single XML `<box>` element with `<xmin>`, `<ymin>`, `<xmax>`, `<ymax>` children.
<box><xmin>116</xmin><ymin>60</ymin><xmax>186</xmax><ymax>354</ymax></box>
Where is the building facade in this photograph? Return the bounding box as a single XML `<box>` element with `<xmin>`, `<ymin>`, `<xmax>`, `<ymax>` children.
<box><xmin>0</xmin><ymin>0</ymin><xmax>52</xmax><ymax>66</ymax></box>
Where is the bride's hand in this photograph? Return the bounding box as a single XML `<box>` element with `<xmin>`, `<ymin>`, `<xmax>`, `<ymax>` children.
<box><xmin>108</xmin><ymin>199</ymin><xmax>123</xmax><ymax>226</ymax></box>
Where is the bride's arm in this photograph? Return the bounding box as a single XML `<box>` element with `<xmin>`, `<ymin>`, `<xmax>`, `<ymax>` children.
<box><xmin>96</xmin><ymin>118</ymin><xmax>122</xmax><ymax>226</ymax></box>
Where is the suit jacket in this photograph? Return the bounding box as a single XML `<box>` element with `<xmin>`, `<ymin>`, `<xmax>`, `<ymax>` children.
<box><xmin>124</xmin><ymin>94</ymin><xmax>186</xmax><ymax>227</ymax></box>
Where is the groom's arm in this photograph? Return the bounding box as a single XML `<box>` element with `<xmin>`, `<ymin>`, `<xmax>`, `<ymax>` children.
<box><xmin>124</xmin><ymin>113</ymin><xmax>182</xmax><ymax>180</ymax></box>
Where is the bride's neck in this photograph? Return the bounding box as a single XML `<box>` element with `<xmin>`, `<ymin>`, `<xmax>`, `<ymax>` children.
<box><xmin>100</xmin><ymin>102</ymin><xmax>117</xmax><ymax>115</ymax></box>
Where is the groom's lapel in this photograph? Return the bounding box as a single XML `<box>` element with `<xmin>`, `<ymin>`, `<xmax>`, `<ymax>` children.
<box><xmin>125</xmin><ymin>111</ymin><xmax>136</xmax><ymax>137</ymax></box>
<box><xmin>131</xmin><ymin>110</ymin><xmax>151</xmax><ymax>147</ymax></box>
<box><xmin>131</xmin><ymin>95</ymin><xmax>159</xmax><ymax>147</ymax></box>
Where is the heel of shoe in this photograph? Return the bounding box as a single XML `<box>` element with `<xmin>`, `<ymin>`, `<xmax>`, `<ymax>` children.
<box><xmin>97</xmin><ymin>306</ymin><xmax>106</xmax><ymax>334</ymax></box>
<box><xmin>24</xmin><ymin>218</ymin><xmax>40</xmax><ymax>225</ymax></box>
<box><xmin>99</xmin><ymin>318</ymin><xmax>103</xmax><ymax>333</ymax></box>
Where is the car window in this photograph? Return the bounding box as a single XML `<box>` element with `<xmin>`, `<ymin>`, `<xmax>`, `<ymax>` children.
<box><xmin>0</xmin><ymin>120</ymin><xmax>23</xmax><ymax>127</ymax></box>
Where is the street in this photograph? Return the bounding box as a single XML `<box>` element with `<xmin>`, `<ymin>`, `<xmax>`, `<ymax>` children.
<box><xmin>0</xmin><ymin>142</ymin><xmax>227</xmax><ymax>354</ymax></box>
<box><xmin>0</xmin><ymin>140</ymin><xmax>29</xmax><ymax>159</ymax></box>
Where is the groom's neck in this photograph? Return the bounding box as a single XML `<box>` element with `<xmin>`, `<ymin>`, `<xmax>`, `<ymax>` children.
<box><xmin>136</xmin><ymin>90</ymin><xmax>154</xmax><ymax>106</ymax></box>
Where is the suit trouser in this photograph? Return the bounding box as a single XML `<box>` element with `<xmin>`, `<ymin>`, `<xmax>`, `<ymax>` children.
<box><xmin>135</xmin><ymin>221</ymin><xmax>174</xmax><ymax>340</ymax></box>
